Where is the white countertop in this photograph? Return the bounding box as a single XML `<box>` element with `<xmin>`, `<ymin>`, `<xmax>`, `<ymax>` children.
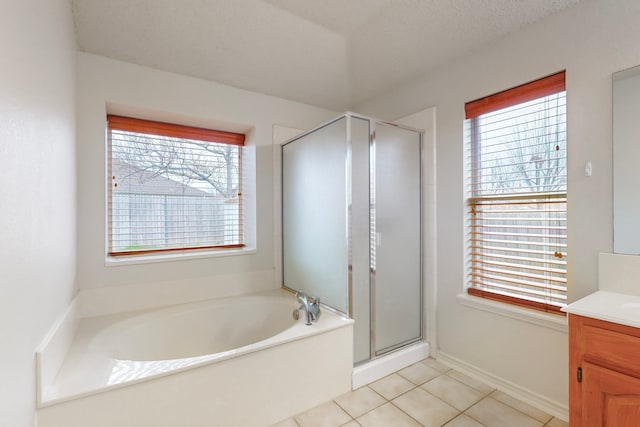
<box><xmin>563</xmin><ymin>290</ymin><xmax>640</xmax><ymax>328</ymax></box>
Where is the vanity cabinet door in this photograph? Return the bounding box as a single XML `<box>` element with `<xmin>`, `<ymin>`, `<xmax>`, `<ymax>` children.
<box><xmin>569</xmin><ymin>314</ymin><xmax>640</xmax><ymax>426</ymax></box>
<box><xmin>582</xmin><ymin>361</ymin><xmax>640</xmax><ymax>426</ymax></box>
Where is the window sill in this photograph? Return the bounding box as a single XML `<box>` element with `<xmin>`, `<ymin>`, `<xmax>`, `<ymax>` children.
<box><xmin>105</xmin><ymin>246</ymin><xmax>257</xmax><ymax>267</ymax></box>
<box><xmin>456</xmin><ymin>293</ymin><xmax>568</xmax><ymax>333</ymax></box>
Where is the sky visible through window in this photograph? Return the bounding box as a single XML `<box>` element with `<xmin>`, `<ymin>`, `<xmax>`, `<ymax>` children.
<box><xmin>473</xmin><ymin>93</ymin><xmax>567</xmax><ymax>197</ymax></box>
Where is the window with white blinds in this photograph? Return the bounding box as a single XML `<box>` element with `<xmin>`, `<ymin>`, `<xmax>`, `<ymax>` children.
<box><xmin>107</xmin><ymin>115</ymin><xmax>245</xmax><ymax>256</ymax></box>
<box><xmin>465</xmin><ymin>71</ymin><xmax>567</xmax><ymax>314</ymax></box>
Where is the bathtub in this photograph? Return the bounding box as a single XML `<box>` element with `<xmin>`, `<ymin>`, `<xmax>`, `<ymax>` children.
<box><xmin>37</xmin><ymin>290</ymin><xmax>354</xmax><ymax>427</ymax></box>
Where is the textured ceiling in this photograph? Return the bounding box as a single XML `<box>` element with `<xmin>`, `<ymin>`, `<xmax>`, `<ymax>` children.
<box><xmin>72</xmin><ymin>0</ymin><xmax>580</xmax><ymax>110</ymax></box>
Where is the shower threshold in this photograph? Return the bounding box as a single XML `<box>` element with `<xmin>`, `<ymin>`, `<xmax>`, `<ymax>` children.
<box><xmin>352</xmin><ymin>341</ymin><xmax>430</xmax><ymax>389</ymax></box>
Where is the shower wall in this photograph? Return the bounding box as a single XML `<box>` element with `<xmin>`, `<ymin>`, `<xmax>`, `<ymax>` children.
<box><xmin>282</xmin><ymin>113</ymin><xmax>423</xmax><ymax>364</ymax></box>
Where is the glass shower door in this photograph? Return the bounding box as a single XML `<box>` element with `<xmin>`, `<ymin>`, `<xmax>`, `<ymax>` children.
<box><xmin>372</xmin><ymin>123</ymin><xmax>422</xmax><ymax>355</ymax></box>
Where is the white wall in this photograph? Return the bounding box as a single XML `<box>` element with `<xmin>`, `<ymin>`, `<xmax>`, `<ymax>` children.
<box><xmin>356</xmin><ymin>0</ymin><xmax>640</xmax><ymax>413</ymax></box>
<box><xmin>75</xmin><ymin>53</ymin><xmax>337</xmax><ymax>308</ymax></box>
<box><xmin>0</xmin><ymin>1</ymin><xmax>77</xmax><ymax>426</ymax></box>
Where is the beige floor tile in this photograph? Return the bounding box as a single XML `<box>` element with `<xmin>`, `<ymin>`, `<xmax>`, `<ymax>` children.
<box><xmin>368</xmin><ymin>373</ymin><xmax>415</xmax><ymax>400</ymax></box>
<box><xmin>356</xmin><ymin>403</ymin><xmax>422</xmax><ymax>427</ymax></box>
<box><xmin>422</xmin><ymin>374</ymin><xmax>486</xmax><ymax>411</ymax></box>
<box><xmin>397</xmin><ymin>361</ymin><xmax>442</xmax><ymax>385</ymax></box>
<box><xmin>421</xmin><ymin>357</ymin><xmax>451</xmax><ymax>373</ymax></box>
<box><xmin>444</xmin><ymin>414</ymin><xmax>485</xmax><ymax>427</ymax></box>
<box><xmin>295</xmin><ymin>401</ymin><xmax>352</xmax><ymax>427</ymax></box>
<box><xmin>392</xmin><ymin>387</ymin><xmax>460</xmax><ymax>427</ymax></box>
<box><xmin>466</xmin><ymin>397</ymin><xmax>543</xmax><ymax>427</ymax></box>
<box><xmin>491</xmin><ymin>390</ymin><xmax>552</xmax><ymax>423</ymax></box>
<box><xmin>446</xmin><ymin>370</ymin><xmax>495</xmax><ymax>395</ymax></box>
<box><xmin>335</xmin><ymin>387</ymin><xmax>386</xmax><ymax>418</ymax></box>
<box><xmin>270</xmin><ymin>417</ymin><xmax>300</xmax><ymax>427</ymax></box>
<box><xmin>545</xmin><ymin>418</ymin><xmax>569</xmax><ymax>427</ymax></box>
<box><xmin>275</xmin><ymin>360</ymin><xmax>559</xmax><ymax>427</ymax></box>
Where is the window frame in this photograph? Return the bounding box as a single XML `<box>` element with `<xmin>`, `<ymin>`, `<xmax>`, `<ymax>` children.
<box><xmin>106</xmin><ymin>115</ymin><xmax>246</xmax><ymax>257</ymax></box>
<box><xmin>464</xmin><ymin>71</ymin><xmax>567</xmax><ymax>315</ymax></box>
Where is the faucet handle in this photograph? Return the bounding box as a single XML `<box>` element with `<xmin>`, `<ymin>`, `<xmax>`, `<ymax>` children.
<box><xmin>309</xmin><ymin>296</ymin><xmax>321</xmax><ymax>322</ymax></box>
<box><xmin>296</xmin><ymin>291</ymin><xmax>307</xmax><ymax>303</ymax></box>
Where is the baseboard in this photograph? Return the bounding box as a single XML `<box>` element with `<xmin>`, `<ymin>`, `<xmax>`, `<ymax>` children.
<box><xmin>352</xmin><ymin>341</ymin><xmax>430</xmax><ymax>389</ymax></box>
<box><xmin>436</xmin><ymin>351</ymin><xmax>569</xmax><ymax>422</ymax></box>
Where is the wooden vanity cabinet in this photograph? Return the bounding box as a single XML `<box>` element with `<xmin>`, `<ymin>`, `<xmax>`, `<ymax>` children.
<box><xmin>569</xmin><ymin>314</ymin><xmax>640</xmax><ymax>426</ymax></box>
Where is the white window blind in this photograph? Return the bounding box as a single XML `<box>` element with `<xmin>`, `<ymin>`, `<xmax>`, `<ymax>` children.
<box><xmin>465</xmin><ymin>72</ymin><xmax>567</xmax><ymax>313</ymax></box>
<box><xmin>107</xmin><ymin>115</ymin><xmax>245</xmax><ymax>256</ymax></box>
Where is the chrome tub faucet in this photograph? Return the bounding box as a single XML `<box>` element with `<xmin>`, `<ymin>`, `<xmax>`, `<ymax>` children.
<box><xmin>296</xmin><ymin>292</ymin><xmax>321</xmax><ymax>325</ymax></box>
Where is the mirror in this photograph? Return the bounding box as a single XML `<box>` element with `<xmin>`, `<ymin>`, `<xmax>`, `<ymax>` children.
<box><xmin>613</xmin><ymin>65</ymin><xmax>640</xmax><ymax>254</ymax></box>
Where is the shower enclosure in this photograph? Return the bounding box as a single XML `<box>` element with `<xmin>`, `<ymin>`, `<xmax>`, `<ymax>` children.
<box><xmin>282</xmin><ymin>113</ymin><xmax>423</xmax><ymax>364</ymax></box>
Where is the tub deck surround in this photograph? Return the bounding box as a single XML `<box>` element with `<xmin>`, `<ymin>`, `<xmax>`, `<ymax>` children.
<box><xmin>37</xmin><ymin>289</ymin><xmax>354</xmax><ymax>407</ymax></box>
<box><xmin>37</xmin><ymin>322</ymin><xmax>353</xmax><ymax>427</ymax></box>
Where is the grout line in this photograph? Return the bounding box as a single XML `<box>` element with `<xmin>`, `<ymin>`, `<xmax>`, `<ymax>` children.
<box><xmin>488</xmin><ymin>390</ymin><xmax>554</xmax><ymax>424</ymax></box>
<box><xmin>444</xmin><ymin>369</ymin><xmax>497</xmax><ymax>395</ymax></box>
<box><xmin>441</xmin><ymin>414</ymin><xmax>486</xmax><ymax>427</ymax></box>
<box><xmin>387</xmin><ymin>384</ymin><xmax>419</xmax><ymax>402</ymax></box>
<box><xmin>543</xmin><ymin>418</ymin><xmax>565</xmax><ymax>427</ymax></box>
<box><xmin>364</xmin><ymin>385</ymin><xmax>393</xmax><ymax>405</ymax></box>
<box><xmin>279</xmin><ymin>358</ymin><xmax>561</xmax><ymax>427</ymax></box>
<box><xmin>462</xmin><ymin>394</ymin><xmax>493</xmax><ymax>426</ymax></box>
<box><xmin>422</xmin><ymin>374</ymin><xmax>489</xmax><ymax>412</ymax></box>
<box><xmin>387</xmin><ymin>400</ymin><xmax>432</xmax><ymax>427</ymax></box>
<box><xmin>416</xmin><ymin>386</ymin><xmax>465</xmax><ymax>424</ymax></box>
<box><xmin>332</xmin><ymin>388</ymin><xmax>383</xmax><ymax>421</ymax></box>
<box><xmin>462</xmin><ymin>394</ymin><xmax>548</xmax><ymax>427</ymax></box>
<box><xmin>385</xmin><ymin>374</ymin><xmax>463</xmax><ymax>427</ymax></box>
<box><xmin>342</xmin><ymin>384</ymin><xmax>413</xmax><ymax>421</ymax></box>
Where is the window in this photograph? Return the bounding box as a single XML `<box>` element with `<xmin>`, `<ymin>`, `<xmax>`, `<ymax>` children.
<box><xmin>107</xmin><ymin>115</ymin><xmax>245</xmax><ymax>256</ymax></box>
<box><xmin>465</xmin><ymin>71</ymin><xmax>567</xmax><ymax>314</ymax></box>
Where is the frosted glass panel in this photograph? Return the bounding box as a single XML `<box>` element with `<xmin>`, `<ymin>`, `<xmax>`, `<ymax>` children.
<box><xmin>282</xmin><ymin>118</ymin><xmax>348</xmax><ymax>313</ymax></box>
<box><xmin>373</xmin><ymin>124</ymin><xmax>422</xmax><ymax>354</ymax></box>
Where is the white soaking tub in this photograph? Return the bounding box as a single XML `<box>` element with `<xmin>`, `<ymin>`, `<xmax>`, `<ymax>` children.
<box><xmin>37</xmin><ymin>290</ymin><xmax>354</xmax><ymax>427</ymax></box>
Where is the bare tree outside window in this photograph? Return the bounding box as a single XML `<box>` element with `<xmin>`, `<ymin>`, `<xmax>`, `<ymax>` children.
<box><xmin>474</xmin><ymin>93</ymin><xmax>566</xmax><ymax>197</ymax></box>
<box><xmin>107</xmin><ymin>119</ymin><xmax>244</xmax><ymax>255</ymax></box>
<box><xmin>467</xmin><ymin>83</ymin><xmax>567</xmax><ymax>313</ymax></box>
<box><xmin>112</xmin><ymin>132</ymin><xmax>240</xmax><ymax>199</ymax></box>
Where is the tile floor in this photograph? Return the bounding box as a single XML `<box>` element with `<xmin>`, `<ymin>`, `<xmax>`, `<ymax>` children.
<box><xmin>271</xmin><ymin>358</ymin><xmax>568</xmax><ymax>427</ymax></box>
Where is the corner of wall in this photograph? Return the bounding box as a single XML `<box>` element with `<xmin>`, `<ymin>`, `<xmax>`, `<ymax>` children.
<box><xmin>36</xmin><ymin>296</ymin><xmax>80</xmax><ymax>406</ymax></box>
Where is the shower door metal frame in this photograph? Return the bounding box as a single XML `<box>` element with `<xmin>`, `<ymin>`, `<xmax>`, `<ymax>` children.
<box><xmin>346</xmin><ymin>115</ymin><xmax>354</xmax><ymax>324</ymax></box>
<box><xmin>280</xmin><ymin>112</ymin><xmax>424</xmax><ymax>364</ymax></box>
<box><xmin>368</xmin><ymin>118</ymin><xmax>424</xmax><ymax>360</ymax></box>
